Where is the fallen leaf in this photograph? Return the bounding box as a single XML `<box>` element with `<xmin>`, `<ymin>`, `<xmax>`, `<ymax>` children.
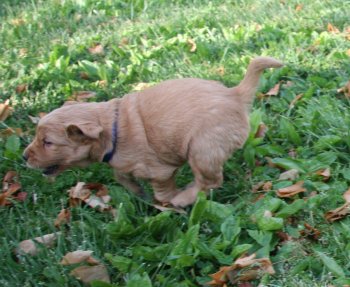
<box><xmin>0</xmin><ymin>99</ymin><xmax>13</xmax><ymax>122</ymax></box>
<box><xmin>315</xmin><ymin>168</ymin><xmax>331</xmax><ymax>181</ymax></box>
<box><xmin>80</xmin><ymin>72</ymin><xmax>90</xmax><ymax>80</ymax></box>
<box><xmin>299</xmin><ymin>222</ymin><xmax>321</xmax><ymax>240</ymax></box>
<box><xmin>327</xmin><ymin>23</ymin><xmax>340</xmax><ymax>34</ymax></box>
<box><xmin>265</xmin><ymin>82</ymin><xmax>281</xmax><ymax>96</ymax></box>
<box><xmin>15</xmin><ymin>84</ymin><xmax>28</xmax><ymax>94</ymax></box>
<box><xmin>289</xmin><ymin>93</ymin><xmax>304</xmax><ymax>108</ymax></box>
<box><xmin>0</xmin><ymin>127</ymin><xmax>23</xmax><ymax>137</ymax></box>
<box><xmin>278</xmin><ymin>169</ymin><xmax>299</xmax><ymax>181</ymax></box>
<box><xmin>54</xmin><ymin>208</ymin><xmax>71</xmax><ymax>227</ymax></box>
<box><xmin>68</xmin><ymin>182</ymin><xmax>111</xmax><ymax>211</ymax></box>
<box><xmin>132</xmin><ymin>82</ymin><xmax>154</xmax><ymax>91</ymax></box>
<box><xmin>11</xmin><ymin>18</ymin><xmax>26</xmax><ymax>26</ymax></box>
<box><xmin>187</xmin><ymin>38</ymin><xmax>197</xmax><ymax>52</ymax></box>
<box><xmin>72</xmin><ymin>91</ymin><xmax>97</xmax><ymax>102</ymax></box>
<box><xmin>262</xmin><ymin>181</ymin><xmax>273</xmax><ymax>191</ymax></box>
<box><xmin>16</xmin><ymin>233</ymin><xmax>60</xmax><ymax>256</ymax></box>
<box><xmin>252</xmin><ymin>181</ymin><xmax>264</xmax><ymax>193</ymax></box>
<box><xmin>254</xmin><ymin>123</ymin><xmax>268</xmax><ymax>138</ymax></box>
<box><xmin>70</xmin><ymin>265</ymin><xmax>110</xmax><ymax>284</ymax></box>
<box><xmin>68</xmin><ymin>182</ymin><xmax>91</xmax><ymax>201</ymax></box>
<box><xmin>88</xmin><ymin>44</ymin><xmax>104</xmax><ymax>55</ymax></box>
<box><xmin>61</xmin><ymin>250</ymin><xmax>100</xmax><ymax>265</ymax></box>
<box><xmin>208</xmin><ymin>253</ymin><xmax>275</xmax><ymax>286</ymax></box>
<box><xmin>28</xmin><ymin>115</ymin><xmax>41</xmax><ymax>124</ymax></box>
<box><xmin>295</xmin><ymin>4</ymin><xmax>303</xmax><ymax>11</ymax></box>
<box><xmin>337</xmin><ymin>80</ymin><xmax>350</xmax><ymax>98</ymax></box>
<box><xmin>1</xmin><ymin>171</ymin><xmax>22</xmax><ymax>206</ymax></box>
<box><xmin>276</xmin><ymin>181</ymin><xmax>306</xmax><ymax>198</ymax></box>
<box><xmin>325</xmin><ymin>188</ymin><xmax>350</xmax><ymax>222</ymax></box>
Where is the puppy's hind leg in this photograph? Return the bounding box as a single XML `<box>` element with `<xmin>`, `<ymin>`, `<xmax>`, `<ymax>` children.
<box><xmin>114</xmin><ymin>170</ymin><xmax>146</xmax><ymax>198</ymax></box>
<box><xmin>152</xmin><ymin>170</ymin><xmax>180</xmax><ymax>203</ymax></box>
<box><xmin>170</xmin><ymin>147</ymin><xmax>224</xmax><ymax>207</ymax></box>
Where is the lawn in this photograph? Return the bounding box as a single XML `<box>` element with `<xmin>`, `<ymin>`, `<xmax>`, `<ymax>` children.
<box><xmin>1</xmin><ymin>0</ymin><xmax>350</xmax><ymax>286</ymax></box>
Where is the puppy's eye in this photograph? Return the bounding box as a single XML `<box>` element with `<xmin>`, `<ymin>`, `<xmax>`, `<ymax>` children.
<box><xmin>43</xmin><ymin>139</ymin><xmax>53</xmax><ymax>147</ymax></box>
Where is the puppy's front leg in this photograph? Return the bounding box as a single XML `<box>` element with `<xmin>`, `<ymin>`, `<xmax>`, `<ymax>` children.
<box><xmin>114</xmin><ymin>170</ymin><xmax>146</xmax><ymax>198</ymax></box>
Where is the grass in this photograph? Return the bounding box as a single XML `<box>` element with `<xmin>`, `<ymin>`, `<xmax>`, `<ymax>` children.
<box><xmin>1</xmin><ymin>0</ymin><xmax>350</xmax><ymax>286</ymax></box>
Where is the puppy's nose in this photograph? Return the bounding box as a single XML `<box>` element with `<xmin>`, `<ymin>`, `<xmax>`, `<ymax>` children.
<box><xmin>22</xmin><ymin>153</ymin><xmax>28</xmax><ymax>161</ymax></box>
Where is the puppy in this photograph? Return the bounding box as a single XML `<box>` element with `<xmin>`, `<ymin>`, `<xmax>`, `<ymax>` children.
<box><xmin>23</xmin><ymin>57</ymin><xmax>283</xmax><ymax>207</ymax></box>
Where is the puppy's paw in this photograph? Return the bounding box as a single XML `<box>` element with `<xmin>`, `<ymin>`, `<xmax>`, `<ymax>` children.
<box><xmin>154</xmin><ymin>190</ymin><xmax>180</xmax><ymax>203</ymax></box>
<box><xmin>170</xmin><ymin>192</ymin><xmax>198</xmax><ymax>207</ymax></box>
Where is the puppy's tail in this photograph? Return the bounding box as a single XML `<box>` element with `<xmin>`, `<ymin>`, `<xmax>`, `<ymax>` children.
<box><xmin>235</xmin><ymin>57</ymin><xmax>284</xmax><ymax>105</ymax></box>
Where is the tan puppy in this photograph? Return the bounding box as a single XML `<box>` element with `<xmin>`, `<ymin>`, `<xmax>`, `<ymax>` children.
<box><xmin>24</xmin><ymin>57</ymin><xmax>283</xmax><ymax>207</ymax></box>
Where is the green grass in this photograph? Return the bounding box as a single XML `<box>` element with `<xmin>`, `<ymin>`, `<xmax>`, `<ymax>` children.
<box><xmin>1</xmin><ymin>0</ymin><xmax>350</xmax><ymax>286</ymax></box>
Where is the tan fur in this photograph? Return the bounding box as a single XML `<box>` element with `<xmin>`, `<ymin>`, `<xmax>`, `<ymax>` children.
<box><xmin>24</xmin><ymin>57</ymin><xmax>283</xmax><ymax>206</ymax></box>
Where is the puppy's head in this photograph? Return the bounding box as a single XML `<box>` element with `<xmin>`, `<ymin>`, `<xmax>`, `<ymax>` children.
<box><xmin>23</xmin><ymin>103</ymin><xmax>104</xmax><ymax>176</ymax></box>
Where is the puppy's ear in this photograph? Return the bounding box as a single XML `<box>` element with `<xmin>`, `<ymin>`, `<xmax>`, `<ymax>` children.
<box><xmin>66</xmin><ymin>123</ymin><xmax>103</xmax><ymax>142</ymax></box>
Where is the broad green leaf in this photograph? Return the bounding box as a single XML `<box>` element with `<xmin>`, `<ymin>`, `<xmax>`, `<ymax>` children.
<box><xmin>106</xmin><ymin>205</ymin><xmax>136</xmax><ymax>239</ymax></box>
<box><xmin>196</xmin><ymin>241</ymin><xmax>232</xmax><ymax>265</ymax></box>
<box><xmin>315</xmin><ymin>250</ymin><xmax>345</xmax><ymax>278</ymax></box>
<box><xmin>205</xmin><ymin>201</ymin><xmax>234</xmax><ymax>224</ymax></box>
<box><xmin>276</xmin><ymin>199</ymin><xmax>305</xmax><ymax>218</ymax></box>
<box><xmin>271</xmin><ymin>158</ymin><xmax>306</xmax><ymax>172</ymax></box>
<box><xmin>220</xmin><ymin>216</ymin><xmax>241</xmax><ymax>242</ymax></box>
<box><xmin>5</xmin><ymin>135</ymin><xmax>20</xmax><ymax>154</ymax></box>
<box><xmin>279</xmin><ymin>118</ymin><xmax>302</xmax><ymax>145</ymax></box>
<box><xmin>247</xmin><ymin>230</ymin><xmax>272</xmax><ymax>246</ymax></box>
<box><xmin>168</xmin><ymin>224</ymin><xmax>199</xmax><ymax>268</ymax></box>
<box><xmin>189</xmin><ymin>192</ymin><xmax>207</xmax><ymax>227</ymax></box>
<box><xmin>231</xmin><ymin>244</ymin><xmax>252</xmax><ymax>259</ymax></box>
<box><xmin>132</xmin><ymin>244</ymin><xmax>171</xmax><ymax>262</ymax></box>
<box><xmin>105</xmin><ymin>254</ymin><xmax>138</xmax><ymax>273</ymax></box>
<box><xmin>126</xmin><ymin>273</ymin><xmax>152</xmax><ymax>287</ymax></box>
<box><xmin>257</xmin><ymin>216</ymin><xmax>284</xmax><ymax>231</ymax></box>
<box><xmin>91</xmin><ymin>281</ymin><xmax>115</xmax><ymax>287</ymax></box>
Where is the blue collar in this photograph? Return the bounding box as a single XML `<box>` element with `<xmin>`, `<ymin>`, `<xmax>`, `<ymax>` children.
<box><xmin>102</xmin><ymin>119</ymin><xmax>118</xmax><ymax>163</ymax></box>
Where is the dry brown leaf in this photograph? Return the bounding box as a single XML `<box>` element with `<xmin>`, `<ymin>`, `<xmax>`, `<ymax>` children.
<box><xmin>70</xmin><ymin>265</ymin><xmax>110</xmax><ymax>284</ymax></box>
<box><xmin>265</xmin><ymin>82</ymin><xmax>281</xmax><ymax>96</ymax></box>
<box><xmin>315</xmin><ymin>168</ymin><xmax>331</xmax><ymax>181</ymax></box>
<box><xmin>11</xmin><ymin>18</ymin><xmax>25</xmax><ymax>26</ymax></box>
<box><xmin>68</xmin><ymin>182</ymin><xmax>91</xmax><ymax>201</ymax></box>
<box><xmin>15</xmin><ymin>84</ymin><xmax>27</xmax><ymax>94</ymax></box>
<box><xmin>88</xmin><ymin>44</ymin><xmax>104</xmax><ymax>55</ymax></box>
<box><xmin>262</xmin><ymin>181</ymin><xmax>273</xmax><ymax>191</ymax></box>
<box><xmin>324</xmin><ymin>189</ymin><xmax>350</xmax><ymax>222</ymax></box>
<box><xmin>28</xmin><ymin>115</ymin><xmax>41</xmax><ymax>124</ymax></box>
<box><xmin>278</xmin><ymin>169</ymin><xmax>299</xmax><ymax>181</ymax></box>
<box><xmin>276</xmin><ymin>181</ymin><xmax>306</xmax><ymax>198</ymax></box>
<box><xmin>289</xmin><ymin>93</ymin><xmax>304</xmax><ymax>108</ymax></box>
<box><xmin>347</xmin><ymin>49</ymin><xmax>350</xmax><ymax>57</ymax></box>
<box><xmin>254</xmin><ymin>123</ymin><xmax>268</xmax><ymax>138</ymax></box>
<box><xmin>132</xmin><ymin>82</ymin><xmax>154</xmax><ymax>91</ymax></box>
<box><xmin>208</xmin><ymin>253</ymin><xmax>275</xmax><ymax>286</ymax></box>
<box><xmin>0</xmin><ymin>127</ymin><xmax>23</xmax><ymax>137</ymax></box>
<box><xmin>252</xmin><ymin>181</ymin><xmax>265</xmax><ymax>193</ymax></box>
<box><xmin>16</xmin><ymin>233</ymin><xmax>60</xmax><ymax>256</ymax></box>
<box><xmin>0</xmin><ymin>99</ymin><xmax>13</xmax><ymax>122</ymax></box>
<box><xmin>80</xmin><ymin>72</ymin><xmax>90</xmax><ymax>80</ymax></box>
<box><xmin>54</xmin><ymin>208</ymin><xmax>71</xmax><ymax>227</ymax></box>
<box><xmin>61</xmin><ymin>250</ymin><xmax>100</xmax><ymax>265</ymax></box>
<box><xmin>327</xmin><ymin>23</ymin><xmax>340</xmax><ymax>34</ymax></box>
<box><xmin>72</xmin><ymin>91</ymin><xmax>97</xmax><ymax>102</ymax></box>
<box><xmin>1</xmin><ymin>171</ymin><xmax>22</xmax><ymax>206</ymax></box>
<box><xmin>295</xmin><ymin>4</ymin><xmax>303</xmax><ymax>11</ymax></box>
<box><xmin>299</xmin><ymin>222</ymin><xmax>321</xmax><ymax>240</ymax></box>
<box><xmin>85</xmin><ymin>195</ymin><xmax>111</xmax><ymax>211</ymax></box>
<box><xmin>337</xmin><ymin>80</ymin><xmax>350</xmax><ymax>98</ymax></box>
<box><xmin>343</xmin><ymin>188</ymin><xmax>350</xmax><ymax>203</ymax></box>
<box><xmin>187</xmin><ymin>38</ymin><xmax>197</xmax><ymax>52</ymax></box>
<box><xmin>68</xmin><ymin>182</ymin><xmax>111</xmax><ymax>211</ymax></box>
